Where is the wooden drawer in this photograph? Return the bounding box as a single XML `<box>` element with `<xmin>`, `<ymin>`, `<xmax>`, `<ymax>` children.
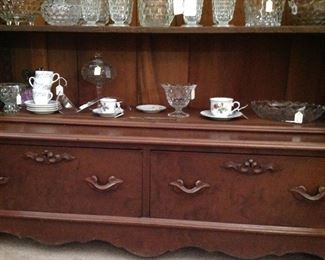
<box><xmin>150</xmin><ymin>151</ymin><xmax>325</xmax><ymax>227</ymax></box>
<box><xmin>0</xmin><ymin>144</ymin><xmax>143</xmax><ymax>217</ymax></box>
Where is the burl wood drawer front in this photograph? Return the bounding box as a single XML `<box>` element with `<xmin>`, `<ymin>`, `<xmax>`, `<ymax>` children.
<box><xmin>0</xmin><ymin>144</ymin><xmax>142</xmax><ymax>216</ymax></box>
<box><xmin>150</xmin><ymin>151</ymin><xmax>325</xmax><ymax>227</ymax></box>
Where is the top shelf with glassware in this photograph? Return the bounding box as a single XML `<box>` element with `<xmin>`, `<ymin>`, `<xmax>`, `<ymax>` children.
<box><xmin>0</xmin><ymin>25</ymin><xmax>324</xmax><ymax>34</ymax></box>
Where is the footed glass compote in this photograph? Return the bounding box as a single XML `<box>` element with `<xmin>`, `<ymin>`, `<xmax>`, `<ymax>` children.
<box><xmin>0</xmin><ymin>83</ymin><xmax>25</xmax><ymax>113</ymax></box>
<box><xmin>161</xmin><ymin>83</ymin><xmax>196</xmax><ymax>118</ymax></box>
<box><xmin>81</xmin><ymin>53</ymin><xmax>115</xmax><ymax>101</ymax></box>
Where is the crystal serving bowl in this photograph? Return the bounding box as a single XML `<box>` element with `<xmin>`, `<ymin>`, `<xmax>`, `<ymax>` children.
<box><xmin>41</xmin><ymin>0</ymin><xmax>81</xmax><ymax>26</ymax></box>
<box><xmin>161</xmin><ymin>83</ymin><xmax>196</xmax><ymax>118</ymax></box>
<box><xmin>251</xmin><ymin>100</ymin><xmax>325</xmax><ymax>123</ymax></box>
<box><xmin>0</xmin><ymin>0</ymin><xmax>42</xmax><ymax>25</ymax></box>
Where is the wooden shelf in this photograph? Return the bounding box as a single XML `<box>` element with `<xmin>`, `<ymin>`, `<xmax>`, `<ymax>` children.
<box><xmin>1</xmin><ymin>109</ymin><xmax>324</xmax><ymax>134</ymax></box>
<box><xmin>0</xmin><ymin>25</ymin><xmax>324</xmax><ymax>34</ymax></box>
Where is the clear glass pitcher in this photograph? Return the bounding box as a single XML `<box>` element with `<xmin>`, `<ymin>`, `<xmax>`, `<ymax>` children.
<box><xmin>244</xmin><ymin>0</ymin><xmax>286</xmax><ymax>26</ymax></box>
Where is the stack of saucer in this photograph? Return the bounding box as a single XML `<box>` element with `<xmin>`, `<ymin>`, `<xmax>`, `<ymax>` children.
<box><xmin>25</xmin><ymin>100</ymin><xmax>62</xmax><ymax>114</ymax></box>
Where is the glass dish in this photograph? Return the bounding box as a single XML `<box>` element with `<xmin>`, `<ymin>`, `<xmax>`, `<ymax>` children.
<box><xmin>244</xmin><ymin>0</ymin><xmax>286</xmax><ymax>26</ymax></box>
<box><xmin>161</xmin><ymin>83</ymin><xmax>196</xmax><ymax>118</ymax></box>
<box><xmin>0</xmin><ymin>83</ymin><xmax>26</xmax><ymax>113</ymax></box>
<box><xmin>182</xmin><ymin>0</ymin><xmax>204</xmax><ymax>27</ymax></box>
<box><xmin>251</xmin><ymin>100</ymin><xmax>325</xmax><ymax>123</ymax></box>
<box><xmin>109</xmin><ymin>0</ymin><xmax>133</xmax><ymax>26</ymax></box>
<box><xmin>41</xmin><ymin>0</ymin><xmax>81</xmax><ymax>26</ymax></box>
<box><xmin>0</xmin><ymin>0</ymin><xmax>42</xmax><ymax>25</ymax></box>
<box><xmin>212</xmin><ymin>0</ymin><xmax>236</xmax><ymax>26</ymax></box>
<box><xmin>288</xmin><ymin>0</ymin><xmax>325</xmax><ymax>25</ymax></box>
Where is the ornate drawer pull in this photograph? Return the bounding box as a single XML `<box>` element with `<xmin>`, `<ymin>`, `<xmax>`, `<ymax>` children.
<box><xmin>169</xmin><ymin>179</ymin><xmax>210</xmax><ymax>194</ymax></box>
<box><xmin>0</xmin><ymin>177</ymin><xmax>9</xmax><ymax>185</ymax></box>
<box><xmin>25</xmin><ymin>150</ymin><xmax>75</xmax><ymax>164</ymax></box>
<box><xmin>290</xmin><ymin>186</ymin><xmax>325</xmax><ymax>201</ymax></box>
<box><xmin>224</xmin><ymin>159</ymin><xmax>274</xmax><ymax>175</ymax></box>
<box><xmin>85</xmin><ymin>176</ymin><xmax>123</xmax><ymax>192</ymax></box>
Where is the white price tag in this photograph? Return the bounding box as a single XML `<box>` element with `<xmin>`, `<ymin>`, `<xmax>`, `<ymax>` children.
<box><xmin>294</xmin><ymin>111</ymin><xmax>303</xmax><ymax>124</ymax></box>
<box><xmin>183</xmin><ymin>0</ymin><xmax>197</xmax><ymax>17</ymax></box>
<box><xmin>266</xmin><ymin>0</ymin><xmax>274</xmax><ymax>13</ymax></box>
<box><xmin>191</xmin><ymin>87</ymin><xmax>195</xmax><ymax>100</ymax></box>
<box><xmin>174</xmin><ymin>0</ymin><xmax>184</xmax><ymax>15</ymax></box>
<box><xmin>16</xmin><ymin>94</ymin><xmax>22</xmax><ymax>105</ymax></box>
<box><xmin>94</xmin><ymin>66</ymin><xmax>101</xmax><ymax>76</ymax></box>
<box><xmin>56</xmin><ymin>85</ymin><xmax>64</xmax><ymax>96</ymax></box>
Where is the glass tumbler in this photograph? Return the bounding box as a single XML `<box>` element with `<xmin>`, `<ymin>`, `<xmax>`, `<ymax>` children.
<box><xmin>182</xmin><ymin>0</ymin><xmax>204</xmax><ymax>26</ymax></box>
<box><xmin>244</xmin><ymin>0</ymin><xmax>286</xmax><ymax>26</ymax></box>
<box><xmin>108</xmin><ymin>0</ymin><xmax>133</xmax><ymax>26</ymax></box>
<box><xmin>98</xmin><ymin>0</ymin><xmax>110</xmax><ymax>25</ymax></box>
<box><xmin>138</xmin><ymin>0</ymin><xmax>174</xmax><ymax>27</ymax></box>
<box><xmin>212</xmin><ymin>0</ymin><xmax>236</xmax><ymax>26</ymax></box>
<box><xmin>81</xmin><ymin>0</ymin><xmax>100</xmax><ymax>25</ymax></box>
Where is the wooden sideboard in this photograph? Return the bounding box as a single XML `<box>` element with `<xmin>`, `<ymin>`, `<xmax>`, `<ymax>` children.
<box><xmin>0</xmin><ymin>2</ymin><xmax>324</xmax><ymax>257</ymax></box>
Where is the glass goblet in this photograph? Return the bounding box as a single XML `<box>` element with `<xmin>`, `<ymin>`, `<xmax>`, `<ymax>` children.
<box><xmin>182</xmin><ymin>0</ymin><xmax>204</xmax><ymax>27</ymax></box>
<box><xmin>108</xmin><ymin>0</ymin><xmax>133</xmax><ymax>26</ymax></box>
<box><xmin>212</xmin><ymin>0</ymin><xmax>236</xmax><ymax>26</ymax></box>
<box><xmin>161</xmin><ymin>83</ymin><xmax>196</xmax><ymax>118</ymax></box>
<box><xmin>81</xmin><ymin>0</ymin><xmax>100</xmax><ymax>26</ymax></box>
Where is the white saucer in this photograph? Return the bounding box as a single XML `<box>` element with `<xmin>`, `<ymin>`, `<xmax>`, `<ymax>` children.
<box><xmin>26</xmin><ymin>107</ymin><xmax>60</xmax><ymax>115</ymax></box>
<box><xmin>25</xmin><ymin>100</ymin><xmax>60</xmax><ymax>108</ymax></box>
<box><xmin>92</xmin><ymin>108</ymin><xmax>124</xmax><ymax>118</ymax></box>
<box><xmin>136</xmin><ymin>104</ymin><xmax>166</xmax><ymax>113</ymax></box>
<box><xmin>200</xmin><ymin>110</ymin><xmax>243</xmax><ymax>120</ymax></box>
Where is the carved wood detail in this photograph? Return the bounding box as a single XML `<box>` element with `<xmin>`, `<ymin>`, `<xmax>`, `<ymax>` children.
<box><xmin>0</xmin><ymin>176</ymin><xmax>9</xmax><ymax>185</ymax></box>
<box><xmin>169</xmin><ymin>179</ymin><xmax>210</xmax><ymax>194</ymax></box>
<box><xmin>290</xmin><ymin>186</ymin><xmax>325</xmax><ymax>202</ymax></box>
<box><xmin>85</xmin><ymin>176</ymin><xmax>123</xmax><ymax>192</ymax></box>
<box><xmin>223</xmin><ymin>159</ymin><xmax>275</xmax><ymax>175</ymax></box>
<box><xmin>25</xmin><ymin>150</ymin><xmax>75</xmax><ymax>164</ymax></box>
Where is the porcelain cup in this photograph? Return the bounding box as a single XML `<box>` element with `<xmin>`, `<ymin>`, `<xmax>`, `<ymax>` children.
<box><xmin>29</xmin><ymin>71</ymin><xmax>60</xmax><ymax>88</ymax></box>
<box><xmin>100</xmin><ymin>97</ymin><xmax>121</xmax><ymax>113</ymax></box>
<box><xmin>30</xmin><ymin>81</ymin><xmax>53</xmax><ymax>91</ymax></box>
<box><xmin>210</xmin><ymin>97</ymin><xmax>240</xmax><ymax>117</ymax></box>
<box><xmin>33</xmin><ymin>89</ymin><xmax>53</xmax><ymax>105</ymax></box>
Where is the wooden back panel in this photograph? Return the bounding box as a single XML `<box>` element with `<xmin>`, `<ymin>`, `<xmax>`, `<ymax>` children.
<box><xmin>0</xmin><ymin>1</ymin><xmax>323</xmax><ymax>108</ymax></box>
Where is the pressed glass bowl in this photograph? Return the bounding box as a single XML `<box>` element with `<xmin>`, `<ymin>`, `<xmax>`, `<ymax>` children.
<box><xmin>251</xmin><ymin>100</ymin><xmax>325</xmax><ymax>123</ymax></box>
<box><xmin>0</xmin><ymin>83</ymin><xmax>26</xmax><ymax>113</ymax></box>
<box><xmin>41</xmin><ymin>0</ymin><xmax>81</xmax><ymax>26</ymax></box>
<box><xmin>0</xmin><ymin>0</ymin><xmax>42</xmax><ymax>25</ymax></box>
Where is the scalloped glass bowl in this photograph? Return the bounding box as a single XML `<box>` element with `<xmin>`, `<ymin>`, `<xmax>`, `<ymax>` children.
<box><xmin>0</xmin><ymin>0</ymin><xmax>42</xmax><ymax>25</ymax></box>
<box><xmin>251</xmin><ymin>100</ymin><xmax>325</xmax><ymax>123</ymax></box>
<box><xmin>41</xmin><ymin>0</ymin><xmax>82</xmax><ymax>26</ymax></box>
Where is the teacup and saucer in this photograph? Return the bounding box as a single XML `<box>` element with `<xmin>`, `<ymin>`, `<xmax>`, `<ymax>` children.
<box><xmin>92</xmin><ymin>97</ymin><xmax>124</xmax><ymax>117</ymax></box>
<box><xmin>200</xmin><ymin>97</ymin><xmax>247</xmax><ymax>120</ymax></box>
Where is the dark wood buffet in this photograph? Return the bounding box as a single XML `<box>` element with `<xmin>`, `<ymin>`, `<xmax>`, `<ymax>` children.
<box><xmin>0</xmin><ymin>1</ymin><xmax>324</xmax><ymax>258</ymax></box>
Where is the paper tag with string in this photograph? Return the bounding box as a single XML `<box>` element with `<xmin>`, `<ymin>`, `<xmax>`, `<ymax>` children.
<box><xmin>265</xmin><ymin>0</ymin><xmax>274</xmax><ymax>12</ymax></box>
<box><xmin>16</xmin><ymin>93</ymin><xmax>22</xmax><ymax>105</ymax></box>
<box><xmin>56</xmin><ymin>77</ymin><xmax>67</xmax><ymax>96</ymax></box>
